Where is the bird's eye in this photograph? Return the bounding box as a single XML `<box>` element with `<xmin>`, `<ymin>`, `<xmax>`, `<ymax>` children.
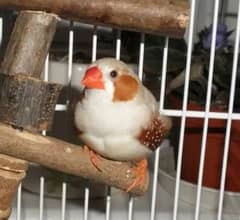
<box><xmin>110</xmin><ymin>70</ymin><xmax>118</xmax><ymax>78</ymax></box>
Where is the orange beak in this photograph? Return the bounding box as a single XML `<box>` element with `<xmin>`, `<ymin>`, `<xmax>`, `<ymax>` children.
<box><xmin>81</xmin><ymin>66</ymin><xmax>105</xmax><ymax>89</ymax></box>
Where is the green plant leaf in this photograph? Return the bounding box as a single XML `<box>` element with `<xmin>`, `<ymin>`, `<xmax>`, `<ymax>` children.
<box><xmin>213</xmin><ymin>53</ymin><xmax>233</xmax><ymax>89</ymax></box>
<box><xmin>144</xmin><ymin>47</ymin><xmax>186</xmax><ymax>74</ymax></box>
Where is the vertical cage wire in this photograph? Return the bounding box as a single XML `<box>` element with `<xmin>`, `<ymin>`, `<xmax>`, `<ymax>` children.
<box><xmin>83</xmin><ymin>186</ymin><xmax>90</xmax><ymax>220</ymax></box>
<box><xmin>150</xmin><ymin>147</ymin><xmax>160</xmax><ymax>220</ymax></box>
<box><xmin>61</xmin><ymin>183</ymin><xmax>67</xmax><ymax>220</ymax></box>
<box><xmin>105</xmin><ymin>186</ymin><xmax>111</xmax><ymax>220</ymax></box>
<box><xmin>38</xmin><ymin>50</ymin><xmax>50</xmax><ymax>220</ymax></box>
<box><xmin>91</xmin><ymin>26</ymin><xmax>98</xmax><ymax>63</ymax></box>
<box><xmin>172</xmin><ymin>0</ymin><xmax>196</xmax><ymax>219</ymax></box>
<box><xmin>159</xmin><ymin>37</ymin><xmax>169</xmax><ymax>112</ymax></box>
<box><xmin>67</xmin><ymin>21</ymin><xmax>74</xmax><ymax>100</ymax></box>
<box><xmin>150</xmin><ymin>37</ymin><xmax>169</xmax><ymax>220</ymax></box>
<box><xmin>43</xmin><ymin>54</ymin><xmax>49</xmax><ymax>82</ymax></box>
<box><xmin>128</xmin><ymin>196</ymin><xmax>134</xmax><ymax>220</ymax></box>
<box><xmin>128</xmin><ymin>32</ymin><xmax>145</xmax><ymax>220</ymax></box>
<box><xmin>67</xmin><ymin>21</ymin><xmax>74</xmax><ymax>82</ymax></box>
<box><xmin>194</xmin><ymin>0</ymin><xmax>220</xmax><ymax>219</ymax></box>
<box><xmin>83</xmin><ymin>25</ymin><xmax>98</xmax><ymax>220</ymax></box>
<box><xmin>105</xmin><ymin>29</ymin><xmax>122</xmax><ymax>220</ymax></box>
<box><xmin>115</xmin><ymin>30</ymin><xmax>121</xmax><ymax>60</ymax></box>
<box><xmin>39</xmin><ymin>177</ymin><xmax>45</xmax><ymax>220</ymax></box>
<box><xmin>0</xmin><ymin>17</ymin><xmax>2</xmax><ymax>46</ymax></box>
<box><xmin>217</xmin><ymin>1</ymin><xmax>240</xmax><ymax>219</ymax></box>
<box><xmin>38</xmin><ymin>47</ymin><xmax>50</xmax><ymax>220</ymax></box>
<box><xmin>17</xmin><ymin>183</ymin><xmax>22</xmax><ymax>220</ymax></box>
<box><xmin>138</xmin><ymin>33</ymin><xmax>145</xmax><ymax>81</ymax></box>
<box><xmin>60</xmin><ymin>20</ymin><xmax>74</xmax><ymax>220</ymax></box>
<box><xmin>219</xmin><ymin>0</ymin><xmax>227</xmax><ymax>22</ymax></box>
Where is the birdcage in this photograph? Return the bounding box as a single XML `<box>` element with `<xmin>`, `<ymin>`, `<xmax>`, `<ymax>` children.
<box><xmin>0</xmin><ymin>0</ymin><xmax>239</xmax><ymax>220</ymax></box>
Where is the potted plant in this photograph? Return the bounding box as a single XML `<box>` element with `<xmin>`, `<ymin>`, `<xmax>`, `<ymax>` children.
<box><xmin>115</xmin><ymin>27</ymin><xmax>239</xmax><ymax>192</ymax></box>
<box><xmin>164</xmin><ymin>24</ymin><xmax>240</xmax><ymax>192</ymax></box>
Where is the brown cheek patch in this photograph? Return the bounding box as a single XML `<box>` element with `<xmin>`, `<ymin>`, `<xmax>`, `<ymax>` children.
<box><xmin>113</xmin><ymin>75</ymin><xmax>138</xmax><ymax>102</ymax></box>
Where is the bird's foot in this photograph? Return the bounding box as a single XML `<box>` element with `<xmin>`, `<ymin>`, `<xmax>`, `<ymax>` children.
<box><xmin>84</xmin><ymin>146</ymin><xmax>102</xmax><ymax>172</ymax></box>
<box><xmin>89</xmin><ymin>150</ymin><xmax>103</xmax><ymax>172</ymax></box>
<box><xmin>126</xmin><ymin>159</ymin><xmax>148</xmax><ymax>193</ymax></box>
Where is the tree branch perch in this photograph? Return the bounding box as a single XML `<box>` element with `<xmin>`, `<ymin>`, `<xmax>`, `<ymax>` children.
<box><xmin>0</xmin><ymin>123</ymin><xmax>149</xmax><ymax>196</ymax></box>
<box><xmin>0</xmin><ymin>11</ymin><xmax>62</xmax><ymax>132</ymax></box>
<box><xmin>0</xmin><ymin>155</ymin><xmax>27</xmax><ymax>220</ymax></box>
<box><xmin>0</xmin><ymin>0</ymin><xmax>189</xmax><ymax>38</ymax></box>
<box><xmin>1</xmin><ymin>10</ymin><xmax>59</xmax><ymax>78</ymax></box>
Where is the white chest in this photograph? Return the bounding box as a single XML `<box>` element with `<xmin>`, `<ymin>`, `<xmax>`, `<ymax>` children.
<box><xmin>75</xmin><ymin>91</ymin><xmax>152</xmax><ymax>137</ymax></box>
<box><xmin>74</xmin><ymin>89</ymin><xmax>156</xmax><ymax>160</ymax></box>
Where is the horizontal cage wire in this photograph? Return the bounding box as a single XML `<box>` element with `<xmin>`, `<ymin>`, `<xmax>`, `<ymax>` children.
<box><xmin>0</xmin><ymin>0</ymin><xmax>238</xmax><ymax>219</ymax></box>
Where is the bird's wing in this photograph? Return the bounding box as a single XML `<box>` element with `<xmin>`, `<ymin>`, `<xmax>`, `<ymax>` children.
<box><xmin>142</xmin><ymin>86</ymin><xmax>158</xmax><ymax>113</ymax></box>
<box><xmin>73</xmin><ymin>88</ymin><xmax>86</xmax><ymax>135</ymax></box>
<box><xmin>138</xmin><ymin>112</ymin><xmax>171</xmax><ymax>151</ymax></box>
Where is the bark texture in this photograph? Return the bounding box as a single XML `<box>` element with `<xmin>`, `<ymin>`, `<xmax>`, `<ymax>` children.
<box><xmin>0</xmin><ymin>11</ymin><xmax>59</xmax><ymax>219</ymax></box>
<box><xmin>0</xmin><ymin>0</ymin><xmax>189</xmax><ymax>38</ymax></box>
<box><xmin>0</xmin><ymin>11</ymin><xmax>62</xmax><ymax>132</ymax></box>
<box><xmin>0</xmin><ymin>155</ymin><xmax>27</xmax><ymax>220</ymax></box>
<box><xmin>0</xmin><ymin>123</ymin><xmax>149</xmax><ymax>196</ymax></box>
<box><xmin>1</xmin><ymin>11</ymin><xmax>59</xmax><ymax>78</ymax></box>
<box><xmin>0</xmin><ymin>73</ymin><xmax>62</xmax><ymax>131</ymax></box>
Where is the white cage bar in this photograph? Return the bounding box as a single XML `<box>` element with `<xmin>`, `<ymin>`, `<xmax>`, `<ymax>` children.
<box><xmin>217</xmin><ymin>1</ymin><xmax>240</xmax><ymax>219</ymax></box>
<box><xmin>39</xmin><ymin>177</ymin><xmax>44</xmax><ymax>220</ymax></box>
<box><xmin>16</xmin><ymin>183</ymin><xmax>22</xmax><ymax>220</ymax></box>
<box><xmin>173</xmin><ymin>0</ymin><xmax>196</xmax><ymax>218</ymax></box>
<box><xmin>194</xmin><ymin>0</ymin><xmax>220</xmax><ymax>219</ymax></box>
<box><xmin>151</xmin><ymin>37</ymin><xmax>169</xmax><ymax>220</ymax></box>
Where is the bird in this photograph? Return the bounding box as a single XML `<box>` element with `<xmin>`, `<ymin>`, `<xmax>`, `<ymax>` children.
<box><xmin>74</xmin><ymin>58</ymin><xmax>171</xmax><ymax>192</ymax></box>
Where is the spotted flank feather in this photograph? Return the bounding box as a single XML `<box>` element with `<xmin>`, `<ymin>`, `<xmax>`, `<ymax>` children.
<box><xmin>138</xmin><ymin>113</ymin><xmax>167</xmax><ymax>151</ymax></box>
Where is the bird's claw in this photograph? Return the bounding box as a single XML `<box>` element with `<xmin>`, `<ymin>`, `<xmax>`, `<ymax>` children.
<box><xmin>89</xmin><ymin>149</ymin><xmax>103</xmax><ymax>172</ymax></box>
<box><xmin>84</xmin><ymin>145</ymin><xmax>102</xmax><ymax>172</ymax></box>
<box><xmin>126</xmin><ymin>159</ymin><xmax>148</xmax><ymax>193</ymax></box>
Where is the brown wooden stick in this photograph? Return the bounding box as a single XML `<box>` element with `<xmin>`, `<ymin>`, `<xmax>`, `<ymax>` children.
<box><xmin>0</xmin><ymin>0</ymin><xmax>189</xmax><ymax>38</ymax></box>
<box><xmin>0</xmin><ymin>123</ymin><xmax>149</xmax><ymax>196</ymax></box>
<box><xmin>0</xmin><ymin>11</ymin><xmax>62</xmax><ymax>132</ymax></box>
<box><xmin>0</xmin><ymin>73</ymin><xmax>63</xmax><ymax>132</ymax></box>
<box><xmin>0</xmin><ymin>155</ymin><xmax>28</xmax><ymax>220</ymax></box>
<box><xmin>1</xmin><ymin>10</ymin><xmax>59</xmax><ymax>77</ymax></box>
<box><xmin>0</xmin><ymin>11</ymin><xmax>58</xmax><ymax>218</ymax></box>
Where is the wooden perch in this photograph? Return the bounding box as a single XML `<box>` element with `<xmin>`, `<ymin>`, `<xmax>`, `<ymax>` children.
<box><xmin>0</xmin><ymin>0</ymin><xmax>189</xmax><ymax>38</ymax></box>
<box><xmin>0</xmin><ymin>123</ymin><xmax>149</xmax><ymax>196</ymax></box>
<box><xmin>0</xmin><ymin>11</ymin><xmax>62</xmax><ymax>132</ymax></box>
<box><xmin>0</xmin><ymin>155</ymin><xmax>27</xmax><ymax>220</ymax></box>
<box><xmin>0</xmin><ymin>11</ymin><xmax>58</xmax><ymax>219</ymax></box>
<box><xmin>1</xmin><ymin>11</ymin><xmax>59</xmax><ymax>78</ymax></box>
<box><xmin>0</xmin><ymin>73</ymin><xmax>62</xmax><ymax>131</ymax></box>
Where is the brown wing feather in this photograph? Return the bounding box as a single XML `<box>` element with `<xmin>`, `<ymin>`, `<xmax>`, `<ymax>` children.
<box><xmin>138</xmin><ymin>113</ymin><xmax>169</xmax><ymax>151</ymax></box>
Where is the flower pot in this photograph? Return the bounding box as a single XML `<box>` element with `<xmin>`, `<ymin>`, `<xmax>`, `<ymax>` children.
<box><xmin>169</xmin><ymin>95</ymin><xmax>240</xmax><ymax>192</ymax></box>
